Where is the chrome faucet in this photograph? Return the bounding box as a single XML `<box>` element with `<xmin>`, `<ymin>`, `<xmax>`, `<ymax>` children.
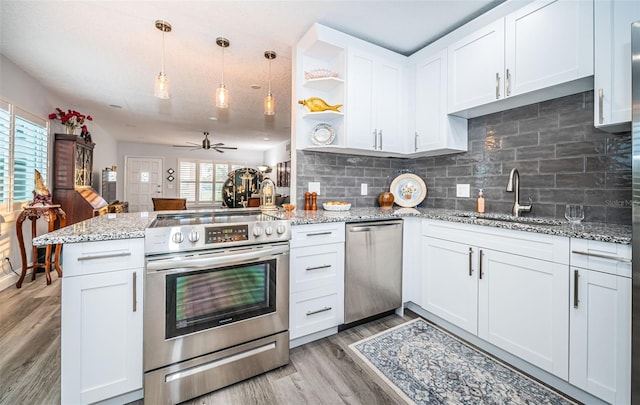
<box><xmin>506</xmin><ymin>168</ymin><xmax>532</xmax><ymax>217</ymax></box>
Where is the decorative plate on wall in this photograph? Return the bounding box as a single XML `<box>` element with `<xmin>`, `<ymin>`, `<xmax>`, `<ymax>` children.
<box><xmin>390</xmin><ymin>173</ymin><xmax>427</xmax><ymax>208</ymax></box>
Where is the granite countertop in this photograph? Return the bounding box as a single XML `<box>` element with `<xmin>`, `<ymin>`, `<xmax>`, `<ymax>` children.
<box><xmin>32</xmin><ymin>207</ymin><xmax>632</xmax><ymax>246</ymax></box>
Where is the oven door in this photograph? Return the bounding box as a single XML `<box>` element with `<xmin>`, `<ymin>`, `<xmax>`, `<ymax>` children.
<box><xmin>144</xmin><ymin>242</ymin><xmax>289</xmax><ymax>372</ymax></box>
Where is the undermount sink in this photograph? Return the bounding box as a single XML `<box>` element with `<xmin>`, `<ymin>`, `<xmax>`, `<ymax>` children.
<box><xmin>452</xmin><ymin>213</ymin><xmax>563</xmax><ymax>227</ymax></box>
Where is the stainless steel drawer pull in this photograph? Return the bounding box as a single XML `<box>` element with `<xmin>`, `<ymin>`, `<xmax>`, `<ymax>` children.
<box><xmin>132</xmin><ymin>272</ymin><xmax>137</xmax><ymax>312</ymax></box>
<box><xmin>378</xmin><ymin>130</ymin><xmax>383</xmax><ymax>150</ymax></box>
<box><xmin>414</xmin><ymin>132</ymin><xmax>419</xmax><ymax>152</ymax></box>
<box><xmin>571</xmin><ymin>250</ymin><xmax>631</xmax><ymax>263</ymax></box>
<box><xmin>479</xmin><ymin>249</ymin><xmax>484</xmax><ymax>279</ymax></box>
<box><xmin>495</xmin><ymin>72</ymin><xmax>500</xmax><ymax>99</ymax></box>
<box><xmin>468</xmin><ymin>247</ymin><xmax>473</xmax><ymax>276</ymax></box>
<box><xmin>306</xmin><ymin>232</ymin><xmax>332</xmax><ymax>237</ymax></box>
<box><xmin>573</xmin><ymin>269</ymin><xmax>579</xmax><ymax>308</ymax></box>
<box><xmin>598</xmin><ymin>88</ymin><xmax>604</xmax><ymax>125</ymax></box>
<box><xmin>506</xmin><ymin>68</ymin><xmax>511</xmax><ymax>96</ymax></box>
<box><xmin>77</xmin><ymin>251</ymin><xmax>132</xmax><ymax>261</ymax></box>
<box><xmin>306</xmin><ymin>307</ymin><xmax>332</xmax><ymax>316</ymax></box>
<box><xmin>306</xmin><ymin>265</ymin><xmax>331</xmax><ymax>271</ymax></box>
<box><xmin>373</xmin><ymin>129</ymin><xmax>377</xmax><ymax>149</ymax></box>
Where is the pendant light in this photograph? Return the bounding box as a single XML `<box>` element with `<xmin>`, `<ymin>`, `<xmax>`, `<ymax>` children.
<box><xmin>215</xmin><ymin>37</ymin><xmax>230</xmax><ymax>108</ymax></box>
<box><xmin>264</xmin><ymin>51</ymin><xmax>276</xmax><ymax>115</ymax></box>
<box><xmin>154</xmin><ymin>20</ymin><xmax>171</xmax><ymax>99</ymax></box>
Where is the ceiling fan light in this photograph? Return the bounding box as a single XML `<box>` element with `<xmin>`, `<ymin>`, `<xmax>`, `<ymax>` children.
<box><xmin>154</xmin><ymin>72</ymin><xmax>169</xmax><ymax>99</ymax></box>
<box><xmin>264</xmin><ymin>93</ymin><xmax>275</xmax><ymax>115</ymax></box>
<box><xmin>216</xmin><ymin>84</ymin><xmax>228</xmax><ymax>108</ymax></box>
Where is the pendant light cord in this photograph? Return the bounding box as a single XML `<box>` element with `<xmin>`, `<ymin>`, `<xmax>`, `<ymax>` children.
<box><xmin>268</xmin><ymin>57</ymin><xmax>272</xmax><ymax>95</ymax></box>
<box><xmin>161</xmin><ymin>29</ymin><xmax>166</xmax><ymax>73</ymax></box>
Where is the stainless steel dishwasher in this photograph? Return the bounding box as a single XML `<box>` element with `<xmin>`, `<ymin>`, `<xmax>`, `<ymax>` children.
<box><xmin>344</xmin><ymin>219</ymin><xmax>403</xmax><ymax>324</ymax></box>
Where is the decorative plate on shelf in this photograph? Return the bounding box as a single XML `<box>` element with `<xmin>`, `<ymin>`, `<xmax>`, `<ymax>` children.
<box><xmin>304</xmin><ymin>69</ymin><xmax>339</xmax><ymax>80</ymax></box>
<box><xmin>323</xmin><ymin>202</ymin><xmax>351</xmax><ymax>211</ymax></box>
<box><xmin>390</xmin><ymin>173</ymin><xmax>427</xmax><ymax>208</ymax></box>
<box><xmin>310</xmin><ymin>123</ymin><xmax>336</xmax><ymax>146</ymax></box>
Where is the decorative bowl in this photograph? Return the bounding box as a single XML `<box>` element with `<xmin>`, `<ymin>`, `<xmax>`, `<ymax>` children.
<box><xmin>323</xmin><ymin>202</ymin><xmax>351</xmax><ymax>211</ymax></box>
<box><xmin>283</xmin><ymin>204</ymin><xmax>296</xmax><ymax>212</ymax></box>
<box><xmin>304</xmin><ymin>69</ymin><xmax>339</xmax><ymax>80</ymax></box>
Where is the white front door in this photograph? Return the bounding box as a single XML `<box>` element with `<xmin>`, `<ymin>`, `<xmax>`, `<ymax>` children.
<box><xmin>125</xmin><ymin>156</ymin><xmax>163</xmax><ymax>212</ymax></box>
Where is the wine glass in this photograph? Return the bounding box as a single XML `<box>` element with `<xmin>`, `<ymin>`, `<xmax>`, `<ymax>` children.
<box><xmin>564</xmin><ymin>204</ymin><xmax>584</xmax><ymax>224</ymax></box>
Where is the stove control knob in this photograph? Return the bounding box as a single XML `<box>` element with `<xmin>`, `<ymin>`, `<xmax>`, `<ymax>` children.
<box><xmin>265</xmin><ymin>225</ymin><xmax>273</xmax><ymax>236</ymax></box>
<box><xmin>188</xmin><ymin>230</ymin><xmax>200</xmax><ymax>243</ymax></box>
<box><xmin>276</xmin><ymin>224</ymin><xmax>286</xmax><ymax>235</ymax></box>
<box><xmin>172</xmin><ymin>231</ymin><xmax>184</xmax><ymax>244</ymax></box>
<box><xmin>253</xmin><ymin>226</ymin><xmax>263</xmax><ymax>237</ymax></box>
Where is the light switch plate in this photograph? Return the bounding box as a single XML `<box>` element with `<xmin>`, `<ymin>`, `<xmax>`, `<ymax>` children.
<box><xmin>361</xmin><ymin>183</ymin><xmax>368</xmax><ymax>195</ymax></box>
<box><xmin>456</xmin><ymin>184</ymin><xmax>470</xmax><ymax>198</ymax></box>
<box><xmin>308</xmin><ymin>182</ymin><xmax>320</xmax><ymax>194</ymax></box>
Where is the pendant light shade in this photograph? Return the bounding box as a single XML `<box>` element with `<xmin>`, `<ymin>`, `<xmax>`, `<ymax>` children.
<box><xmin>264</xmin><ymin>50</ymin><xmax>276</xmax><ymax>115</ymax></box>
<box><xmin>154</xmin><ymin>20</ymin><xmax>171</xmax><ymax>99</ymax></box>
<box><xmin>216</xmin><ymin>37</ymin><xmax>230</xmax><ymax>109</ymax></box>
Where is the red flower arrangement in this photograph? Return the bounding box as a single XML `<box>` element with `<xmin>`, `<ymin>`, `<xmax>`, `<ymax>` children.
<box><xmin>48</xmin><ymin>108</ymin><xmax>93</xmax><ymax>132</ymax></box>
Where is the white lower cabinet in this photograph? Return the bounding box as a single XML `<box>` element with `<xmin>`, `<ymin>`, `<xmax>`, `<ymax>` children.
<box><xmin>61</xmin><ymin>239</ymin><xmax>144</xmax><ymax>405</ymax></box>
<box><xmin>289</xmin><ymin>223</ymin><xmax>345</xmax><ymax>343</ymax></box>
<box><xmin>421</xmin><ymin>220</ymin><xmax>569</xmax><ymax>379</ymax></box>
<box><xmin>569</xmin><ymin>240</ymin><xmax>632</xmax><ymax>404</ymax></box>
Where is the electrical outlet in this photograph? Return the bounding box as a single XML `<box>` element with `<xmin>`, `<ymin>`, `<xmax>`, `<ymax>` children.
<box><xmin>456</xmin><ymin>184</ymin><xmax>471</xmax><ymax>198</ymax></box>
<box><xmin>308</xmin><ymin>182</ymin><xmax>320</xmax><ymax>194</ymax></box>
<box><xmin>360</xmin><ymin>183</ymin><xmax>368</xmax><ymax>195</ymax></box>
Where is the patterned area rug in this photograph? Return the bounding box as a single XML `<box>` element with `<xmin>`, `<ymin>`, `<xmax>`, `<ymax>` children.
<box><xmin>349</xmin><ymin>318</ymin><xmax>576</xmax><ymax>405</ymax></box>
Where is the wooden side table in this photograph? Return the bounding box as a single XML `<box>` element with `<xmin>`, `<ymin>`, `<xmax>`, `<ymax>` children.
<box><xmin>16</xmin><ymin>205</ymin><xmax>67</xmax><ymax>288</ymax></box>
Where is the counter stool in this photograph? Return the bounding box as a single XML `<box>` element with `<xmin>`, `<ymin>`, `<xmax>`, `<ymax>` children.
<box><xmin>16</xmin><ymin>205</ymin><xmax>67</xmax><ymax>288</ymax></box>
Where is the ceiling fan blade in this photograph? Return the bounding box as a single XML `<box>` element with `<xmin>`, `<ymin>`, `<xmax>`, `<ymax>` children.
<box><xmin>214</xmin><ymin>146</ymin><xmax>238</xmax><ymax>150</ymax></box>
<box><xmin>172</xmin><ymin>142</ymin><xmax>201</xmax><ymax>148</ymax></box>
<box><xmin>213</xmin><ymin>148</ymin><xmax>225</xmax><ymax>153</ymax></box>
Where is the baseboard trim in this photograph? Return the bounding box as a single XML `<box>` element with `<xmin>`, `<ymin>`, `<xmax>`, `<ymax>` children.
<box><xmin>0</xmin><ymin>272</ymin><xmax>17</xmax><ymax>291</ymax></box>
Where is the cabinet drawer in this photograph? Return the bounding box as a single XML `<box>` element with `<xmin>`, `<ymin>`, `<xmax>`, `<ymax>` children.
<box><xmin>290</xmin><ymin>222</ymin><xmax>345</xmax><ymax>248</ymax></box>
<box><xmin>570</xmin><ymin>239</ymin><xmax>631</xmax><ymax>278</ymax></box>
<box><xmin>63</xmin><ymin>239</ymin><xmax>144</xmax><ymax>277</ymax></box>
<box><xmin>290</xmin><ymin>286</ymin><xmax>343</xmax><ymax>339</ymax></box>
<box><xmin>290</xmin><ymin>243</ymin><xmax>343</xmax><ymax>294</ymax></box>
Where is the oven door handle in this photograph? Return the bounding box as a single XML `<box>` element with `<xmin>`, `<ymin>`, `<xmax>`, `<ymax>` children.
<box><xmin>146</xmin><ymin>246</ymin><xmax>287</xmax><ymax>272</ymax></box>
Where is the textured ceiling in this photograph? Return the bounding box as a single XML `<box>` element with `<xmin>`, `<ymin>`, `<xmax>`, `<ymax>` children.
<box><xmin>0</xmin><ymin>0</ymin><xmax>503</xmax><ymax>152</ymax></box>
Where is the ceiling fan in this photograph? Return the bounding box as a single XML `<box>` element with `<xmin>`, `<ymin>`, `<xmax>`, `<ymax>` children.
<box><xmin>172</xmin><ymin>132</ymin><xmax>238</xmax><ymax>153</ymax></box>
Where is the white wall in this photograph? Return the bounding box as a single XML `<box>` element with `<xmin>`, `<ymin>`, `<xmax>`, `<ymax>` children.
<box><xmin>263</xmin><ymin>140</ymin><xmax>292</xmax><ymax>197</ymax></box>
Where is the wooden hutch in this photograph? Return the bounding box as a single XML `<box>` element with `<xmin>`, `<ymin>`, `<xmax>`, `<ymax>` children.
<box><xmin>53</xmin><ymin>134</ymin><xmax>108</xmax><ymax>225</ymax></box>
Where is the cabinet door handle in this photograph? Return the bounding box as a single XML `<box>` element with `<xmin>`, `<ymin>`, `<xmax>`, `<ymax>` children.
<box><xmin>132</xmin><ymin>271</ymin><xmax>137</xmax><ymax>312</ymax></box>
<box><xmin>306</xmin><ymin>306</ymin><xmax>332</xmax><ymax>316</ymax></box>
<box><xmin>495</xmin><ymin>72</ymin><xmax>500</xmax><ymax>99</ymax></box>
<box><xmin>468</xmin><ymin>247</ymin><xmax>473</xmax><ymax>276</ymax></box>
<box><xmin>573</xmin><ymin>269</ymin><xmax>579</xmax><ymax>308</ymax></box>
<box><xmin>378</xmin><ymin>130</ymin><xmax>383</xmax><ymax>150</ymax></box>
<box><xmin>414</xmin><ymin>132</ymin><xmax>419</xmax><ymax>152</ymax></box>
<box><xmin>306</xmin><ymin>231</ymin><xmax>332</xmax><ymax>237</ymax></box>
<box><xmin>506</xmin><ymin>68</ymin><xmax>511</xmax><ymax>96</ymax></box>
<box><xmin>77</xmin><ymin>250</ymin><xmax>132</xmax><ymax>261</ymax></box>
<box><xmin>306</xmin><ymin>264</ymin><xmax>331</xmax><ymax>271</ymax></box>
<box><xmin>598</xmin><ymin>88</ymin><xmax>604</xmax><ymax>125</ymax></box>
<box><xmin>479</xmin><ymin>249</ymin><xmax>484</xmax><ymax>279</ymax></box>
<box><xmin>372</xmin><ymin>129</ymin><xmax>377</xmax><ymax>149</ymax></box>
<box><xmin>571</xmin><ymin>250</ymin><xmax>631</xmax><ymax>263</ymax></box>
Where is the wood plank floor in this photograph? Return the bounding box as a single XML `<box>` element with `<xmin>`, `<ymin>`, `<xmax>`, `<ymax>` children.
<box><xmin>0</xmin><ymin>277</ymin><xmax>417</xmax><ymax>405</ymax></box>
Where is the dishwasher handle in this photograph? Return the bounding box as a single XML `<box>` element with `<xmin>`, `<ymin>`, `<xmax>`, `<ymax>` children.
<box><xmin>348</xmin><ymin>223</ymin><xmax>402</xmax><ymax>232</ymax></box>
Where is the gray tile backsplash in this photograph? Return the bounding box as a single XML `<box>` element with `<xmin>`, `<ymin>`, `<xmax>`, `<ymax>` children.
<box><xmin>296</xmin><ymin>91</ymin><xmax>631</xmax><ymax>224</ymax></box>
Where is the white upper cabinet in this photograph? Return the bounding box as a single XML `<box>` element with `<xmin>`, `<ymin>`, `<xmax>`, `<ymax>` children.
<box><xmin>448</xmin><ymin>0</ymin><xmax>594</xmax><ymax>117</ymax></box>
<box><xmin>346</xmin><ymin>47</ymin><xmax>406</xmax><ymax>154</ymax></box>
<box><xmin>448</xmin><ymin>19</ymin><xmax>505</xmax><ymax>114</ymax></box>
<box><xmin>594</xmin><ymin>0</ymin><xmax>640</xmax><ymax>132</ymax></box>
<box><xmin>409</xmin><ymin>48</ymin><xmax>467</xmax><ymax>156</ymax></box>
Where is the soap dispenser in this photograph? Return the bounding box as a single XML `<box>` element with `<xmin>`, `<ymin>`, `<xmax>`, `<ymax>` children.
<box><xmin>476</xmin><ymin>189</ymin><xmax>485</xmax><ymax>213</ymax></box>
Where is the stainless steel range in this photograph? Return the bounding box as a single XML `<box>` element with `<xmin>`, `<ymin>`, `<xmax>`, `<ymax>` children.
<box><xmin>143</xmin><ymin>208</ymin><xmax>291</xmax><ymax>404</ymax></box>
